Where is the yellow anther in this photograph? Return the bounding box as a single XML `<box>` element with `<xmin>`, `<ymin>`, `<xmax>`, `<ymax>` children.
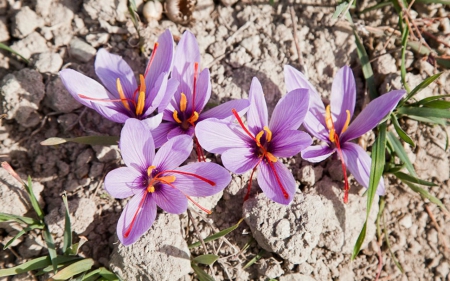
<box><xmin>325</xmin><ymin>105</ymin><xmax>334</xmax><ymax>131</ymax></box>
<box><xmin>180</xmin><ymin>93</ymin><xmax>187</xmax><ymax>112</ymax></box>
<box><xmin>265</xmin><ymin>152</ymin><xmax>277</xmax><ymax>162</ymax></box>
<box><xmin>187</xmin><ymin>111</ymin><xmax>199</xmax><ymax>125</ymax></box>
<box><xmin>329</xmin><ymin>128</ymin><xmax>336</xmax><ymax>143</ymax></box>
<box><xmin>158</xmin><ymin>175</ymin><xmax>176</xmax><ymax>184</ymax></box>
<box><xmin>255</xmin><ymin>130</ymin><xmax>264</xmax><ymax>147</ymax></box>
<box><xmin>147</xmin><ymin>165</ymin><xmax>156</xmax><ymax>177</ymax></box>
<box><xmin>135</xmin><ymin>75</ymin><xmax>146</xmax><ymax>116</ymax></box>
<box><xmin>116</xmin><ymin>78</ymin><xmax>130</xmax><ymax>111</ymax></box>
<box><xmin>263</xmin><ymin>126</ymin><xmax>272</xmax><ymax>142</ymax></box>
<box><xmin>147</xmin><ymin>185</ymin><xmax>155</xmax><ymax>193</ymax></box>
<box><xmin>172</xmin><ymin>110</ymin><xmax>182</xmax><ymax>123</ymax></box>
<box><xmin>342</xmin><ymin>110</ymin><xmax>351</xmax><ymax>133</ymax></box>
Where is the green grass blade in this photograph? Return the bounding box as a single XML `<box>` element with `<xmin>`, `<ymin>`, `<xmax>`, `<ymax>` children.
<box><xmin>401</xmin><ymin>180</ymin><xmax>449</xmax><ymax>213</ymax></box>
<box><xmin>34</xmin><ymin>256</ymin><xmax>84</xmax><ymax>276</ymax></box>
<box><xmin>353</xmin><ymin>29</ymin><xmax>378</xmax><ymax>100</ymax></box>
<box><xmin>41</xmin><ymin>136</ymin><xmax>119</xmax><ymax>146</ymax></box>
<box><xmin>189</xmin><ymin>218</ymin><xmax>244</xmax><ymax>249</ymax></box>
<box><xmin>0</xmin><ymin>213</ymin><xmax>41</xmax><ymax>225</ymax></box>
<box><xmin>403</xmin><ymin>115</ymin><xmax>446</xmax><ymax>125</ymax></box>
<box><xmin>397</xmin><ymin>106</ymin><xmax>450</xmax><ymax>119</ymax></box>
<box><xmin>191</xmin><ymin>263</ymin><xmax>215</xmax><ymax>281</ymax></box>
<box><xmin>3</xmin><ymin>224</ymin><xmax>44</xmax><ymax>249</ymax></box>
<box><xmin>49</xmin><ymin>258</ymin><xmax>94</xmax><ymax>281</ymax></box>
<box><xmin>422</xmin><ymin>100</ymin><xmax>450</xmax><ymax>109</ymax></box>
<box><xmin>0</xmin><ymin>42</ymin><xmax>29</xmax><ymax>63</ymax></box>
<box><xmin>352</xmin><ymin>223</ymin><xmax>367</xmax><ymax>260</ymax></box>
<box><xmin>413</xmin><ymin>94</ymin><xmax>450</xmax><ymax>106</ymax></box>
<box><xmin>439</xmin><ymin>124</ymin><xmax>449</xmax><ymax>151</ymax></box>
<box><xmin>62</xmin><ymin>193</ymin><xmax>72</xmax><ymax>255</ymax></box>
<box><xmin>394</xmin><ymin>172</ymin><xmax>437</xmax><ymax>186</ymax></box>
<box><xmin>42</xmin><ymin>226</ymin><xmax>58</xmax><ymax>273</ymax></box>
<box><xmin>193</xmin><ymin>254</ymin><xmax>219</xmax><ymax>266</ymax></box>
<box><xmin>332</xmin><ymin>1</ymin><xmax>348</xmax><ymax>19</ymax></box>
<box><xmin>391</xmin><ymin>115</ymin><xmax>414</xmax><ymax>147</ymax></box>
<box><xmin>243</xmin><ymin>249</ymin><xmax>264</xmax><ymax>269</ymax></box>
<box><xmin>0</xmin><ymin>256</ymin><xmax>50</xmax><ymax>277</ymax></box>
<box><xmin>25</xmin><ymin>176</ymin><xmax>44</xmax><ymax>220</ymax></box>
<box><xmin>400</xmin><ymin>23</ymin><xmax>410</xmax><ymax>94</ymax></box>
<box><xmin>98</xmin><ymin>267</ymin><xmax>120</xmax><ymax>280</ymax></box>
<box><xmin>413</xmin><ymin>0</ymin><xmax>450</xmax><ymax>3</ymax></box>
<box><xmin>401</xmin><ymin>73</ymin><xmax>442</xmax><ymax>105</ymax></box>
<box><xmin>386</xmin><ymin>132</ymin><xmax>416</xmax><ymax>176</ymax></box>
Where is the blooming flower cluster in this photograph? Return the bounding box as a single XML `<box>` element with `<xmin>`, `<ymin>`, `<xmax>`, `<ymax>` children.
<box><xmin>60</xmin><ymin>29</ymin><xmax>405</xmax><ymax>245</ymax></box>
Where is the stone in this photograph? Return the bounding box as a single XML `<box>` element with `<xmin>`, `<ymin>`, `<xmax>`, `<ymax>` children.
<box><xmin>11</xmin><ymin>6</ymin><xmax>40</xmax><ymax>38</ymax></box>
<box><xmin>298</xmin><ymin>165</ymin><xmax>323</xmax><ymax>186</ymax></box>
<box><xmin>0</xmin><ymin>68</ymin><xmax>45</xmax><ymax>127</ymax></box>
<box><xmin>92</xmin><ymin>145</ymin><xmax>120</xmax><ymax>162</ymax></box>
<box><xmin>35</xmin><ymin>0</ymin><xmax>52</xmax><ymax>17</ymax></box>
<box><xmin>44</xmin><ymin>77</ymin><xmax>82</xmax><ymax>113</ymax></box>
<box><xmin>243</xmin><ymin>193</ymin><xmax>325</xmax><ymax>264</ymax></box>
<box><xmin>109</xmin><ymin>213</ymin><xmax>191</xmax><ymax>281</ymax></box>
<box><xmin>86</xmin><ymin>33</ymin><xmax>110</xmax><ymax>48</ymax></box>
<box><xmin>69</xmin><ymin>37</ymin><xmax>97</xmax><ymax>62</ymax></box>
<box><xmin>0</xmin><ymin>16</ymin><xmax>9</xmax><ymax>42</ymax></box>
<box><xmin>399</xmin><ymin>214</ymin><xmax>413</xmax><ymax>229</ymax></box>
<box><xmin>48</xmin><ymin>3</ymin><xmax>74</xmax><ymax>26</ymax></box>
<box><xmin>373</xmin><ymin>53</ymin><xmax>397</xmax><ymax>75</ymax></box>
<box><xmin>258</xmin><ymin>258</ymin><xmax>285</xmax><ymax>279</ymax></box>
<box><xmin>17</xmin><ymin>236</ymin><xmax>44</xmax><ymax>258</ymax></box>
<box><xmin>83</xmin><ymin>0</ymin><xmax>128</xmax><ymax>23</ymax></box>
<box><xmin>32</xmin><ymin>52</ymin><xmax>63</xmax><ymax>73</ymax></box>
<box><xmin>10</xmin><ymin>32</ymin><xmax>49</xmax><ymax>59</ymax></box>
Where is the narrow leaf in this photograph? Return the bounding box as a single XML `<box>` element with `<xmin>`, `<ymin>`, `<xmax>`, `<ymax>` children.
<box><xmin>191</xmin><ymin>263</ymin><xmax>215</xmax><ymax>281</ymax></box>
<box><xmin>0</xmin><ymin>256</ymin><xmax>50</xmax><ymax>277</ymax></box>
<box><xmin>3</xmin><ymin>224</ymin><xmax>44</xmax><ymax>249</ymax></box>
<box><xmin>41</xmin><ymin>136</ymin><xmax>119</xmax><ymax>146</ymax></box>
<box><xmin>189</xmin><ymin>218</ymin><xmax>244</xmax><ymax>249</ymax></box>
<box><xmin>49</xmin><ymin>258</ymin><xmax>94</xmax><ymax>281</ymax></box>
<box><xmin>401</xmin><ymin>180</ymin><xmax>449</xmax><ymax>213</ymax></box>
<box><xmin>391</xmin><ymin>115</ymin><xmax>414</xmax><ymax>147</ymax></box>
<box><xmin>193</xmin><ymin>254</ymin><xmax>219</xmax><ymax>266</ymax></box>
<box><xmin>0</xmin><ymin>213</ymin><xmax>40</xmax><ymax>225</ymax></box>
<box><xmin>400</xmin><ymin>23</ymin><xmax>410</xmax><ymax>93</ymax></box>
<box><xmin>98</xmin><ymin>267</ymin><xmax>120</xmax><ymax>280</ymax></box>
<box><xmin>397</xmin><ymin>106</ymin><xmax>450</xmax><ymax>119</ymax></box>
<box><xmin>436</xmin><ymin>57</ymin><xmax>450</xmax><ymax>69</ymax></box>
<box><xmin>402</xmin><ymin>72</ymin><xmax>442</xmax><ymax>104</ymax></box>
<box><xmin>25</xmin><ymin>176</ymin><xmax>44</xmax><ymax>219</ymax></box>
<box><xmin>414</xmin><ymin>94</ymin><xmax>450</xmax><ymax>106</ymax></box>
<box><xmin>243</xmin><ymin>250</ymin><xmax>264</xmax><ymax>269</ymax></box>
<box><xmin>404</xmin><ymin>115</ymin><xmax>446</xmax><ymax>125</ymax></box>
<box><xmin>394</xmin><ymin>172</ymin><xmax>437</xmax><ymax>186</ymax></box>
<box><xmin>0</xmin><ymin>42</ymin><xmax>29</xmax><ymax>63</ymax></box>
<box><xmin>34</xmin><ymin>256</ymin><xmax>83</xmax><ymax>276</ymax></box>
<box><xmin>386</xmin><ymin>132</ymin><xmax>416</xmax><ymax>176</ymax></box>
<box><xmin>42</xmin><ymin>226</ymin><xmax>58</xmax><ymax>273</ymax></box>
<box><xmin>332</xmin><ymin>1</ymin><xmax>348</xmax><ymax>19</ymax></box>
<box><xmin>62</xmin><ymin>193</ymin><xmax>72</xmax><ymax>255</ymax></box>
<box><xmin>351</xmin><ymin>223</ymin><xmax>367</xmax><ymax>260</ymax></box>
<box><xmin>353</xmin><ymin>29</ymin><xmax>378</xmax><ymax>100</ymax></box>
<box><xmin>422</xmin><ymin>100</ymin><xmax>450</xmax><ymax>109</ymax></box>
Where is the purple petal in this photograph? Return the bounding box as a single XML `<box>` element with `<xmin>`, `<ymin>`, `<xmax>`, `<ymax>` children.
<box><xmin>145</xmin><ymin>29</ymin><xmax>174</xmax><ymax>93</ymax></box>
<box><xmin>167</xmin><ymin>125</ymin><xmax>194</xmax><ymax>140</ymax></box>
<box><xmin>330</xmin><ymin>66</ymin><xmax>356</xmax><ymax>135</ymax></box>
<box><xmin>284</xmin><ymin>65</ymin><xmax>318</xmax><ymax>93</ymax></box>
<box><xmin>143</xmin><ymin>72</ymin><xmax>169</xmax><ymax>116</ymax></box>
<box><xmin>340</xmin><ymin>142</ymin><xmax>385</xmax><ymax>195</ymax></box>
<box><xmin>152</xmin><ymin>184</ymin><xmax>187</xmax><ymax>214</ymax></box>
<box><xmin>120</xmin><ymin>119</ymin><xmax>155</xmax><ymax>172</ymax></box>
<box><xmin>222</xmin><ymin>148</ymin><xmax>260</xmax><ymax>174</ymax></box>
<box><xmin>173</xmin><ymin>30</ymin><xmax>200</xmax><ymax>84</ymax></box>
<box><xmin>257</xmin><ymin>160</ymin><xmax>296</xmax><ymax>205</ymax></box>
<box><xmin>340</xmin><ymin>90</ymin><xmax>405</xmax><ymax>143</ymax></box>
<box><xmin>195</xmin><ymin>119</ymin><xmax>250</xmax><ymax>154</ymax></box>
<box><xmin>141</xmin><ymin>113</ymin><xmax>163</xmax><ymax>131</ymax></box>
<box><xmin>117</xmin><ymin>190</ymin><xmax>156</xmax><ymax>246</ymax></box>
<box><xmin>194</xmin><ymin>68</ymin><xmax>211</xmax><ymax>113</ymax></box>
<box><xmin>104</xmin><ymin>167</ymin><xmax>142</xmax><ymax>199</ymax></box>
<box><xmin>169</xmin><ymin>162</ymin><xmax>231</xmax><ymax>197</ymax></box>
<box><xmin>95</xmin><ymin>48</ymin><xmax>137</xmax><ymax>100</ymax></box>
<box><xmin>153</xmin><ymin>135</ymin><xmax>193</xmax><ymax>171</ymax></box>
<box><xmin>301</xmin><ymin>144</ymin><xmax>335</xmax><ymax>163</ymax></box>
<box><xmin>91</xmin><ymin>102</ymin><xmax>130</xmax><ymax>123</ymax></box>
<box><xmin>158</xmin><ymin>78</ymin><xmax>179</xmax><ymax>112</ymax></box>
<box><xmin>199</xmin><ymin>99</ymin><xmax>249</xmax><ymax>121</ymax></box>
<box><xmin>151</xmin><ymin>122</ymin><xmax>177</xmax><ymax>148</ymax></box>
<box><xmin>270</xmin><ymin>130</ymin><xmax>312</xmax><ymax>158</ymax></box>
<box><xmin>247</xmin><ymin>77</ymin><xmax>268</xmax><ymax>134</ymax></box>
<box><xmin>269</xmin><ymin>88</ymin><xmax>310</xmax><ymax>134</ymax></box>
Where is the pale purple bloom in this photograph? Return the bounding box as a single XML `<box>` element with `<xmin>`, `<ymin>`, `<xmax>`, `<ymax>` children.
<box><xmin>152</xmin><ymin>30</ymin><xmax>249</xmax><ymax>148</ymax></box>
<box><xmin>60</xmin><ymin>29</ymin><xmax>177</xmax><ymax>129</ymax></box>
<box><xmin>285</xmin><ymin>65</ymin><xmax>405</xmax><ymax>201</ymax></box>
<box><xmin>195</xmin><ymin>77</ymin><xmax>312</xmax><ymax>205</ymax></box>
<box><xmin>105</xmin><ymin>119</ymin><xmax>231</xmax><ymax>245</ymax></box>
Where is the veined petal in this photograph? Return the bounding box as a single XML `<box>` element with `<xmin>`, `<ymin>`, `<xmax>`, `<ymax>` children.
<box><xmin>151</xmin><ymin>122</ymin><xmax>177</xmax><ymax>148</ymax></box>
<box><xmin>284</xmin><ymin>65</ymin><xmax>318</xmax><ymax>93</ymax></box>
<box><xmin>340</xmin><ymin>90</ymin><xmax>405</xmax><ymax>143</ymax></box>
<box><xmin>222</xmin><ymin>148</ymin><xmax>260</xmax><ymax>174</ymax></box>
<box><xmin>247</xmin><ymin>77</ymin><xmax>268</xmax><ymax>134</ymax></box>
<box><xmin>153</xmin><ymin>184</ymin><xmax>187</xmax><ymax>214</ymax></box>
<box><xmin>158</xmin><ymin>78</ymin><xmax>179</xmax><ymax>113</ymax></box>
<box><xmin>167</xmin><ymin>125</ymin><xmax>195</xmax><ymax>139</ymax></box>
<box><xmin>154</xmin><ymin>135</ymin><xmax>193</xmax><ymax>171</ymax></box>
<box><xmin>340</xmin><ymin>142</ymin><xmax>385</xmax><ymax>195</ymax></box>
<box><xmin>257</xmin><ymin>161</ymin><xmax>296</xmax><ymax>205</ymax></box>
<box><xmin>117</xmin><ymin>190</ymin><xmax>156</xmax><ymax>246</ymax></box>
<box><xmin>194</xmin><ymin>68</ymin><xmax>211</xmax><ymax>113</ymax></box>
<box><xmin>269</xmin><ymin>88</ymin><xmax>310</xmax><ymax>134</ymax></box>
<box><xmin>104</xmin><ymin>167</ymin><xmax>142</xmax><ymax>199</ymax></box>
<box><xmin>91</xmin><ymin>102</ymin><xmax>130</xmax><ymax>123</ymax></box>
<box><xmin>169</xmin><ymin>162</ymin><xmax>231</xmax><ymax>197</ymax></box>
<box><xmin>330</xmin><ymin>65</ymin><xmax>356</xmax><ymax>135</ymax></box>
<box><xmin>303</xmin><ymin>112</ymin><xmax>329</xmax><ymax>141</ymax></box>
<box><xmin>95</xmin><ymin>48</ymin><xmax>137</xmax><ymax>100</ymax></box>
<box><xmin>199</xmin><ymin>99</ymin><xmax>250</xmax><ymax>122</ymax></box>
<box><xmin>120</xmin><ymin>119</ymin><xmax>155</xmax><ymax>172</ymax></box>
<box><xmin>145</xmin><ymin>29</ymin><xmax>174</xmax><ymax>92</ymax></box>
<box><xmin>143</xmin><ymin>72</ymin><xmax>168</xmax><ymax>116</ymax></box>
<box><xmin>271</xmin><ymin>130</ymin><xmax>312</xmax><ymax>158</ymax></box>
<box><xmin>141</xmin><ymin>113</ymin><xmax>163</xmax><ymax>131</ymax></box>
<box><xmin>172</xmin><ymin>31</ymin><xmax>200</xmax><ymax>89</ymax></box>
<box><xmin>301</xmin><ymin>144</ymin><xmax>335</xmax><ymax>163</ymax></box>
<box><xmin>195</xmin><ymin>118</ymin><xmax>250</xmax><ymax>154</ymax></box>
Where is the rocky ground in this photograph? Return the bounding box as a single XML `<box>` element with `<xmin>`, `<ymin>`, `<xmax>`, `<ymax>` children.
<box><xmin>0</xmin><ymin>0</ymin><xmax>449</xmax><ymax>280</ymax></box>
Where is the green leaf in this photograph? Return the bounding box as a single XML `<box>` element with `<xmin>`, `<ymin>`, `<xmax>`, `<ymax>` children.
<box><xmin>353</xmin><ymin>28</ymin><xmax>378</xmax><ymax>100</ymax></box>
<box><xmin>0</xmin><ymin>256</ymin><xmax>49</xmax><ymax>277</ymax></box>
<box><xmin>436</xmin><ymin>57</ymin><xmax>450</xmax><ymax>69</ymax></box>
<box><xmin>42</xmin><ymin>226</ymin><xmax>58</xmax><ymax>273</ymax></box>
<box><xmin>400</xmin><ymin>180</ymin><xmax>449</xmax><ymax>213</ymax></box>
<box><xmin>397</xmin><ymin>106</ymin><xmax>450</xmax><ymax>119</ymax></box>
<box><xmin>0</xmin><ymin>213</ymin><xmax>41</xmax><ymax>225</ymax></box>
<box><xmin>394</xmin><ymin>172</ymin><xmax>437</xmax><ymax>186</ymax></box>
<box><xmin>189</xmin><ymin>218</ymin><xmax>244</xmax><ymax>249</ymax></box>
<box><xmin>34</xmin><ymin>256</ymin><xmax>83</xmax><ymax>276</ymax></box>
<box><xmin>413</xmin><ymin>94</ymin><xmax>450</xmax><ymax>106</ymax></box>
<box><xmin>332</xmin><ymin>1</ymin><xmax>348</xmax><ymax>19</ymax></box>
<box><xmin>193</xmin><ymin>254</ymin><xmax>219</xmax><ymax>266</ymax></box>
<box><xmin>400</xmin><ymin>23</ymin><xmax>410</xmax><ymax>93</ymax></box>
<box><xmin>386</xmin><ymin>131</ymin><xmax>416</xmax><ymax>176</ymax></box>
<box><xmin>62</xmin><ymin>193</ymin><xmax>72</xmax><ymax>255</ymax></box>
<box><xmin>49</xmin><ymin>258</ymin><xmax>94</xmax><ymax>281</ymax></box>
<box><xmin>82</xmin><ymin>267</ymin><xmax>118</xmax><ymax>281</ymax></box>
<box><xmin>414</xmin><ymin>0</ymin><xmax>450</xmax><ymax>4</ymax></box>
<box><xmin>391</xmin><ymin>115</ymin><xmax>414</xmax><ymax>147</ymax></box>
<box><xmin>25</xmin><ymin>176</ymin><xmax>45</xmax><ymax>219</ymax></box>
<box><xmin>407</xmin><ymin>41</ymin><xmax>432</xmax><ymax>55</ymax></box>
<box><xmin>191</xmin><ymin>263</ymin><xmax>215</xmax><ymax>281</ymax></box>
<box><xmin>41</xmin><ymin>136</ymin><xmax>119</xmax><ymax>146</ymax></box>
<box><xmin>352</xmin><ymin>223</ymin><xmax>367</xmax><ymax>260</ymax></box>
<box><xmin>243</xmin><ymin>250</ymin><xmax>264</xmax><ymax>269</ymax></box>
<box><xmin>401</xmin><ymin>72</ymin><xmax>442</xmax><ymax>105</ymax></box>
<box><xmin>423</xmin><ymin>100</ymin><xmax>450</xmax><ymax>109</ymax></box>
<box><xmin>3</xmin><ymin>224</ymin><xmax>44</xmax><ymax>249</ymax></box>
<box><xmin>0</xmin><ymin>42</ymin><xmax>29</xmax><ymax>63</ymax></box>
<box><xmin>403</xmin><ymin>114</ymin><xmax>446</xmax><ymax>125</ymax></box>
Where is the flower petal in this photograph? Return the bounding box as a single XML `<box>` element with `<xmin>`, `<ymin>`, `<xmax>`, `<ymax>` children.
<box><xmin>153</xmin><ymin>135</ymin><xmax>193</xmax><ymax>171</ymax></box>
<box><xmin>158</xmin><ymin>78</ymin><xmax>179</xmax><ymax>112</ymax></box>
<box><xmin>340</xmin><ymin>142</ymin><xmax>385</xmax><ymax>195</ymax></box>
<box><xmin>340</xmin><ymin>90</ymin><xmax>405</xmax><ymax>143</ymax></box>
<box><xmin>104</xmin><ymin>167</ymin><xmax>142</xmax><ymax>199</ymax></box>
<box><xmin>145</xmin><ymin>29</ymin><xmax>174</xmax><ymax>93</ymax></box>
<box><xmin>167</xmin><ymin>125</ymin><xmax>194</xmax><ymax>140</ymax></box>
<box><xmin>330</xmin><ymin>66</ymin><xmax>356</xmax><ymax>135</ymax></box>
<box><xmin>271</xmin><ymin>130</ymin><xmax>312</xmax><ymax>158</ymax></box>
<box><xmin>169</xmin><ymin>162</ymin><xmax>231</xmax><ymax>197</ymax></box>
<box><xmin>151</xmin><ymin>122</ymin><xmax>177</xmax><ymax>148</ymax></box>
<box><xmin>173</xmin><ymin>30</ymin><xmax>201</xmax><ymax>84</ymax></box>
<box><xmin>257</xmin><ymin>160</ymin><xmax>296</xmax><ymax>205</ymax></box>
<box><xmin>199</xmin><ymin>99</ymin><xmax>249</xmax><ymax>121</ymax></box>
<box><xmin>195</xmin><ymin>119</ymin><xmax>250</xmax><ymax>154</ymax></box>
<box><xmin>95</xmin><ymin>48</ymin><xmax>137</xmax><ymax>100</ymax></box>
<box><xmin>120</xmin><ymin>119</ymin><xmax>155</xmax><ymax>172</ymax></box>
<box><xmin>194</xmin><ymin>68</ymin><xmax>211</xmax><ymax>113</ymax></box>
<box><xmin>143</xmin><ymin>72</ymin><xmax>169</xmax><ymax>116</ymax></box>
<box><xmin>269</xmin><ymin>88</ymin><xmax>310</xmax><ymax>134</ymax></box>
<box><xmin>152</xmin><ymin>184</ymin><xmax>187</xmax><ymax>214</ymax></box>
<box><xmin>117</xmin><ymin>190</ymin><xmax>156</xmax><ymax>246</ymax></box>
<box><xmin>301</xmin><ymin>144</ymin><xmax>335</xmax><ymax>163</ymax></box>
<box><xmin>247</xmin><ymin>77</ymin><xmax>268</xmax><ymax>134</ymax></box>
<box><xmin>91</xmin><ymin>102</ymin><xmax>130</xmax><ymax>123</ymax></box>
<box><xmin>284</xmin><ymin>65</ymin><xmax>318</xmax><ymax>93</ymax></box>
<box><xmin>222</xmin><ymin>148</ymin><xmax>260</xmax><ymax>174</ymax></box>
<box><xmin>141</xmin><ymin>113</ymin><xmax>163</xmax><ymax>131</ymax></box>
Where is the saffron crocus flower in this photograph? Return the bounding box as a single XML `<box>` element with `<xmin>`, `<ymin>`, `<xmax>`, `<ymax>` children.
<box><xmin>152</xmin><ymin>30</ymin><xmax>249</xmax><ymax>155</ymax></box>
<box><xmin>195</xmin><ymin>77</ymin><xmax>312</xmax><ymax>205</ymax></box>
<box><xmin>105</xmin><ymin>119</ymin><xmax>231</xmax><ymax>245</ymax></box>
<box><xmin>60</xmin><ymin>29</ymin><xmax>177</xmax><ymax>128</ymax></box>
<box><xmin>285</xmin><ymin>65</ymin><xmax>405</xmax><ymax>203</ymax></box>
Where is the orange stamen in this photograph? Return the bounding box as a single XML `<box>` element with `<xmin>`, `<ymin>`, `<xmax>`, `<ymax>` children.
<box><xmin>157</xmin><ymin>170</ymin><xmax>215</xmax><ymax>186</ymax></box>
<box><xmin>124</xmin><ymin>192</ymin><xmax>148</xmax><ymax>238</ymax></box>
<box><xmin>187</xmin><ymin>111</ymin><xmax>199</xmax><ymax>126</ymax></box>
<box><xmin>144</xmin><ymin>42</ymin><xmax>159</xmax><ymax>77</ymax></box>
<box><xmin>325</xmin><ymin>105</ymin><xmax>334</xmax><ymax>131</ymax></box>
<box><xmin>342</xmin><ymin>110</ymin><xmax>351</xmax><ymax>133</ymax></box>
<box><xmin>116</xmin><ymin>78</ymin><xmax>131</xmax><ymax>111</ymax></box>
<box><xmin>135</xmin><ymin>75</ymin><xmax>146</xmax><ymax>116</ymax></box>
<box><xmin>147</xmin><ymin>165</ymin><xmax>156</xmax><ymax>176</ymax></box>
<box><xmin>180</xmin><ymin>93</ymin><xmax>187</xmax><ymax>112</ymax></box>
<box><xmin>263</xmin><ymin>126</ymin><xmax>272</xmax><ymax>142</ymax></box>
<box><xmin>173</xmin><ymin>110</ymin><xmax>182</xmax><ymax>123</ymax></box>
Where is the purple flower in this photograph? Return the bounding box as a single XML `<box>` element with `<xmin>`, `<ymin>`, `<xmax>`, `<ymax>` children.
<box><xmin>105</xmin><ymin>119</ymin><xmax>231</xmax><ymax>245</ymax></box>
<box><xmin>285</xmin><ymin>65</ymin><xmax>405</xmax><ymax>203</ymax></box>
<box><xmin>59</xmin><ymin>29</ymin><xmax>177</xmax><ymax>128</ymax></box>
<box><xmin>195</xmin><ymin>77</ymin><xmax>312</xmax><ymax>205</ymax></box>
<box><xmin>152</xmin><ymin>30</ymin><xmax>249</xmax><ymax>153</ymax></box>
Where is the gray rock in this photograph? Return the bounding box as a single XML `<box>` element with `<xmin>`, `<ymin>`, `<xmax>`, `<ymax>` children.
<box><xmin>109</xmin><ymin>213</ymin><xmax>191</xmax><ymax>281</ymax></box>
<box><xmin>373</xmin><ymin>53</ymin><xmax>397</xmax><ymax>75</ymax></box>
<box><xmin>33</xmin><ymin>52</ymin><xmax>63</xmax><ymax>73</ymax></box>
<box><xmin>0</xmin><ymin>68</ymin><xmax>45</xmax><ymax>127</ymax></box>
<box><xmin>86</xmin><ymin>33</ymin><xmax>110</xmax><ymax>48</ymax></box>
<box><xmin>45</xmin><ymin>77</ymin><xmax>82</xmax><ymax>113</ymax></box>
<box><xmin>258</xmin><ymin>258</ymin><xmax>285</xmax><ymax>279</ymax></box>
<box><xmin>69</xmin><ymin>37</ymin><xmax>97</xmax><ymax>62</ymax></box>
<box><xmin>17</xmin><ymin>235</ymin><xmax>44</xmax><ymax>258</ymax></box>
<box><xmin>298</xmin><ymin>165</ymin><xmax>323</xmax><ymax>186</ymax></box>
<box><xmin>10</xmin><ymin>31</ymin><xmax>49</xmax><ymax>59</ymax></box>
<box><xmin>35</xmin><ymin>0</ymin><xmax>52</xmax><ymax>17</ymax></box>
<box><xmin>11</xmin><ymin>6</ymin><xmax>40</xmax><ymax>38</ymax></box>
<box><xmin>0</xmin><ymin>16</ymin><xmax>9</xmax><ymax>42</ymax></box>
<box><xmin>83</xmin><ymin>0</ymin><xmax>128</xmax><ymax>23</ymax></box>
<box><xmin>48</xmin><ymin>3</ymin><xmax>74</xmax><ymax>26</ymax></box>
<box><xmin>243</xmin><ymin>193</ymin><xmax>325</xmax><ymax>264</ymax></box>
<box><xmin>92</xmin><ymin>145</ymin><xmax>120</xmax><ymax>162</ymax></box>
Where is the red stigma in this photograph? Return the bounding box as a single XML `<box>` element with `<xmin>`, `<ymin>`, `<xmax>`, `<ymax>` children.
<box><xmin>144</xmin><ymin>42</ymin><xmax>159</xmax><ymax>77</ymax></box>
<box><xmin>333</xmin><ymin>133</ymin><xmax>350</xmax><ymax>203</ymax></box>
<box><xmin>124</xmin><ymin>192</ymin><xmax>148</xmax><ymax>238</ymax></box>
